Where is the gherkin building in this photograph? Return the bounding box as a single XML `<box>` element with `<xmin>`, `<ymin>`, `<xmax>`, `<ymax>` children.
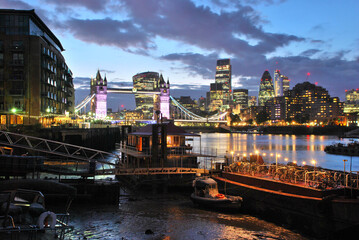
<box><xmin>258</xmin><ymin>70</ymin><xmax>275</xmax><ymax>106</ymax></box>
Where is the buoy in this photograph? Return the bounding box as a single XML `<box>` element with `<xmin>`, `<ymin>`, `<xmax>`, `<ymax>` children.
<box><xmin>216</xmin><ymin>193</ymin><xmax>225</xmax><ymax>199</ymax></box>
<box><xmin>37</xmin><ymin>211</ymin><xmax>56</xmax><ymax>229</ymax></box>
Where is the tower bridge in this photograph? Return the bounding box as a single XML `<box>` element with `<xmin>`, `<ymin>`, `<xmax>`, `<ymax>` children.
<box><xmin>75</xmin><ymin>70</ymin><xmax>227</xmax><ymax>123</ymax></box>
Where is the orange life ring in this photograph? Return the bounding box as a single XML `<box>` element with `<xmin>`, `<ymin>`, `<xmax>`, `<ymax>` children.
<box><xmin>216</xmin><ymin>193</ymin><xmax>225</xmax><ymax>199</ymax></box>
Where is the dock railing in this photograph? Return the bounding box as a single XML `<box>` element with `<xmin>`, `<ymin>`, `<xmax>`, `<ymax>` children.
<box><xmin>227</xmin><ymin>160</ymin><xmax>359</xmax><ymax>190</ymax></box>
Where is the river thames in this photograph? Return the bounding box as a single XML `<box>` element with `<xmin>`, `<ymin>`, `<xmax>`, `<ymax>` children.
<box><xmin>194</xmin><ymin>133</ymin><xmax>359</xmax><ymax>172</ymax></box>
<box><xmin>67</xmin><ymin>133</ymin><xmax>358</xmax><ymax>240</ymax></box>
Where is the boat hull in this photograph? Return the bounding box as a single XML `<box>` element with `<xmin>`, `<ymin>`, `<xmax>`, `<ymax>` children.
<box><xmin>324</xmin><ymin>145</ymin><xmax>359</xmax><ymax>156</ymax></box>
<box><xmin>213</xmin><ymin>172</ymin><xmax>359</xmax><ymax>238</ymax></box>
<box><xmin>190</xmin><ymin>193</ymin><xmax>242</xmax><ymax>210</ymax></box>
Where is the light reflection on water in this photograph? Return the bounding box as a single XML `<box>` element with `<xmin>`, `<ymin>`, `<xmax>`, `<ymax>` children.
<box><xmin>194</xmin><ymin>133</ymin><xmax>359</xmax><ymax>172</ymax></box>
<box><xmin>67</xmin><ymin>195</ymin><xmax>307</xmax><ymax>240</ymax></box>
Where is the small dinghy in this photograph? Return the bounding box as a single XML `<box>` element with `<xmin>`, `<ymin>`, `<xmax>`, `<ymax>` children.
<box><xmin>190</xmin><ymin>177</ymin><xmax>242</xmax><ymax>210</ymax></box>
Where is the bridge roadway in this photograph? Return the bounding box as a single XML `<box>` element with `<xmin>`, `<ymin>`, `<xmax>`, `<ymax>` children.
<box><xmin>134</xmin><ymin>119</ymin><xmax>227</xmax><ymax>123</ymax></box>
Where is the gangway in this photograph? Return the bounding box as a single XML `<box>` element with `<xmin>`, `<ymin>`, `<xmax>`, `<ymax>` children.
<box><xmin>0</xmin><ymin>131</ymin><xmax>119</xmax><ymax>166</ymax></box>
<box><xmin>96</xmin><ymin>167</ymin><xmax>209</xmax><ymax>176</ymax></box>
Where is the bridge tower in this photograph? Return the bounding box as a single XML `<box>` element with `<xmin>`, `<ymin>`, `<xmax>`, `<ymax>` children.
<box><xmin>90</xmin><ymin>70</ymin><xmax>107</xmax><ymax>119</ymax></box>
<box><xmin>158</xmin><ymin>74</ymin><xmax>170</xmax><ymax>119</ymax></box>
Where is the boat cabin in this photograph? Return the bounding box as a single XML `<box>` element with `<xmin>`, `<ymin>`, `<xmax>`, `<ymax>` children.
<box><xmin>193</xmin><ymin>177</ymin><xmax>219</xmax><ymax>198</ymax></box>
<box><xmin>122</xmin><ymin>121</ymin><xmax>203</xmax><ymax>168</ymax></box>
<box><xmin>127</xmin><ymin>121</ymin><xmax>199</xmax><ymax>153</ymax></box>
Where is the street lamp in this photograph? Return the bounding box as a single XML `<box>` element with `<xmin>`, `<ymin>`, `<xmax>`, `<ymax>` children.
<box><xmin>255</xmin><ymin>150</ymin><xmax>259</xmax><ymax>163</ymax></box>
<box><xmin>276</xmin><ymin>153</ymin><xmax>281</xmax><ymax>170</ymax></box>
<box><xmin>311</xmin><ymin>160</ymin><xmax>316</xmax><ymax>170</ymax></box>
<box><xmin>343</xmin><ymin>159</ymin><xmax>348</xmax><ymax>187</ymax></box>
<box><xmin>11</xmin><ymin>108</ymin><xmax>17</xmax><ymax>125</ymax></box>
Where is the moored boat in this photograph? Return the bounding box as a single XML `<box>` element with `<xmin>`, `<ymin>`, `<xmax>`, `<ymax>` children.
<box><xmin>324</xmin><ymin>141</ymin><xmax>359</xmax><ymax>156</ymax></box>
<box><xmin>213</xmin><ymin>161</ymin><xmax>359</xmax><ymax>238</ymax></box>
<box><xmin>190</xmin><ymin>177</ymin><xmax>242</xmax><ymax>210</ymax></box>
<box><xmin>117</xmin><ymin>121</ymin><xmax>216</xmax><ymax>191</ymax></box>
<box><xmin>0</xmin><ymin>189</ymin><xmax>73</xmax><ymax>239</ymax></box>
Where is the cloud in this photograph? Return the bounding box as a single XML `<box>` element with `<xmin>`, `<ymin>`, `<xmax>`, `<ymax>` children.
<box><xmin>45</xmin><ymin>0</ymin><xmax>112</xmax><ymax>13</ymax></box>
<box><xmin>161</xmin><ymin>52</ymin><xmax>218</xmax><ymax>79</ymax></box>
<box><xmin>300</xmin><ymin>49</ymin><xmax>321</xmax><ymax>57</ymax></box>
<box><xmin>99</xmin><ymin>69</ymin><xmax>116</xmax><ymax>74</ymax></box>
<box><xmin>121</xmin><ymin>0</ymin><xmax>304</xmax><ymax>56</ymax></box>
<box><xmin>56</xmin><ymin>17</ymin><xmax>155</xmax><ymax>52</ymax></box>
<box><xmin>0</xmin><ymin>0</ymin><xmax>33</xmax><ymax>9</ymax></box>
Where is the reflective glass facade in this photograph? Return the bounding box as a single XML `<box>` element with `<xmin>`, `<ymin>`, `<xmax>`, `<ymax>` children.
<box><xmin>132</xmin><ymin>72</ymin><xmax>159</xmax><ymax>118</ymax></box>
<box><xmin>258</xmin><ymin>70</ymin><xmax>274</xmax><ymax>106</ymax></box>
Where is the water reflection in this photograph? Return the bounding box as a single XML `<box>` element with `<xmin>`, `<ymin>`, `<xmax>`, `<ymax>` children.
<box><xmin>195</xmin><ymin>133</ymin><xmax>359</xmax><ymax>171</ymax></box>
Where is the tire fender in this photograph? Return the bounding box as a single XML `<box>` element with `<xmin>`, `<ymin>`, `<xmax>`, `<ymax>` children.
<box><xmin>37</xmin><ymin>211</ymin><xmax>56</xmax><ymax>229</ymax></box>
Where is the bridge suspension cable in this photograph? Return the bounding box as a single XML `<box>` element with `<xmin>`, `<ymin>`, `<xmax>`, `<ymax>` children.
<box><xmin>75</xmin><ymin>93</ymin><xmax>96</xmax><ymax>112</ymax></box>
<box><xmin>170</xmin><ymin>96</ymin><xmax>204</xmax><ymax>120</ymax></box>
<box><xmin>170</xmin><ymin>96</ymin><xmax>227</xmax><ymax>121</ymax></box>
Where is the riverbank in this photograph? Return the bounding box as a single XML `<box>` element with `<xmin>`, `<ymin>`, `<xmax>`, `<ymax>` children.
<box><xmin>183</xmin><ymin>125</ymin><xmax>358</xmax><ymax>136</ymax></box>
<box><xmin>65</xmin><ymin>193</ymin><xmax>307</xmax><ymax>240</ymax></box>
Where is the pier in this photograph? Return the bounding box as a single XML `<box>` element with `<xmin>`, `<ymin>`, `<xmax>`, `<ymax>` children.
<box><xmin>0</xmin><ymin>128</ymin><xmax>216</xmax><ymax>202</ymax></box>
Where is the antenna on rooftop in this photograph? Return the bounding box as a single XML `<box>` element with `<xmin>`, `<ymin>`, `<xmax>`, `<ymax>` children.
<box><xmin>306</xmin><ymin>72</ymin><xmax>311</xmax><ymax>81</ymax></box>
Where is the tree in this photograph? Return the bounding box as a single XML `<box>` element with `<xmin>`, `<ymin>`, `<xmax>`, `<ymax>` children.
<box><xmin>246</xmin><ymin>119</ymin><xmax>253</xmax><ymax>125</ymax></box>
<box><xmin>294</xmin><ymin>113</ymin><xmax>310</xmax><ymax>124</ymax></box>
<box><xmin>256</xmin><ymin>110</ymin><xmax>269</xmax><ymax>124</ymax></box>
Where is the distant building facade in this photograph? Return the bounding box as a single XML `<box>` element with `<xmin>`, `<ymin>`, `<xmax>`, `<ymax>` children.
<box><xmin>0</xmin><ymin>9</ymin><xmax>74</xmax><ymax>125</ymax></box>
<box><xmin>258</xmin><ymin>70</ymin><xmax>274</xmax><ymax>106</ymax></box>
<box><xmin>132</xmin><ymin>71</ymin><xmax>159</xmax><ymax>118</ymax></box>
<box><xmin>284</xmin><ymin>82</ymin><xmax>343</xmax><ymax>122</ymax></box>
<box><xmin>274</xmin><ymin>69</ymin><xmax>289</xmax><ymax>97</ymax></box>
<box><xmin>248</xmin><ymin>96</ymin><xmax>257</xmax><ymax>107</ymax></box>
<box><xmin>344</xmin><ymin>89</ymin><xmax>359</xmax><ymax>113</ymax></box>
<box><xmin>233</xmin><ymin>89</ymin><xmax>248</xmax><ymax>111</ymax></box>
<box><xmin>209</xmin><ymin>59</ymin><xmax>231</xmax><ymax>111</ymax></box>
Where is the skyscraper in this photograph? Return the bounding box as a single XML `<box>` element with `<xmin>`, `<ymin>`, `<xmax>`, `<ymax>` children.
<box><xmin>258</xmin><ymin>70</ymin><xmax>274</xmax><ymax>106</ymax></box>
<box><xmin>233</xmin><ymin>89</ymin><xmax>248</xmax><ymax>110</ymax></box>
<box><xmin>344</xmin><ymin>89</ymin><xmax>359</xmax><ymax>113</ymax></box>
<box><xmin>274</xmin><ymin>69</ymin><xmax>290</xmax><ymax>97</ymax></box>
<box><xmin>248</xmin><ymin>96</ymin><xmax>257</xmax><ymax>107</ymax></box>
<box><xmin>0</xmin><ymin>9</ymin><xmax>74</xmax><ymax>125</ymax></box>
<box><xmin>132</xmin><ymin>71</ymin><xmax>159</xmax><ymax>118</ymax></box>
<box><xmin>209</xmin><ymin>59</ymin><xmax>231</xmax><ymax>110</ymax></box>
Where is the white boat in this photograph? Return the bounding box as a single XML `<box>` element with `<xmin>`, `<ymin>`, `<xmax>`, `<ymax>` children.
<box><xmin>190</xmin><ymin>177</ymin><xmax>242</xmax><ymax>210</ymax></box>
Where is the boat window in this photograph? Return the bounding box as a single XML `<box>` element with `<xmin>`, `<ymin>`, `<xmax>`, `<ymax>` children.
<box><xmin>167</xmin><ymin>136</ymin><xmax>172</xmax><ymax>146</ymax></box>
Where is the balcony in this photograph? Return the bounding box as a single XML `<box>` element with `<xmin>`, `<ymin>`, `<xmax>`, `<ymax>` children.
<box><xmin>65</xmin><ymin>91</ymin><xmax>72</xmax><ymax>97</ymax></box>
<box><xmin>9</xmin><ymin>74</ymin><xmax>24</xmax><ymax>81</ymax></box>
<box><xmin>10</xmin><ymin>60</ymin><xmax>24</xmax><ymax>66</ymax></box>
<box><xmin>9</xmin><ymin>89</ymin><xmax>24</xmax><ymax>96</ymax></box>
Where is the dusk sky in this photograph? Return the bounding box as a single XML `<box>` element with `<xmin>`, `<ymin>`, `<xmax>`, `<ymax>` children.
<box><xmin>1</xmin><ymin>0</ymin><xmax>358</xmax><ymax>110</ymax></box>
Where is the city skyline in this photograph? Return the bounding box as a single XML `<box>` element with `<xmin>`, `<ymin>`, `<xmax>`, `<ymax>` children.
<box><xmin>0</xmin><ymin>0</ymin><xmax>358</xmax><ymax>110</ymax></box>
